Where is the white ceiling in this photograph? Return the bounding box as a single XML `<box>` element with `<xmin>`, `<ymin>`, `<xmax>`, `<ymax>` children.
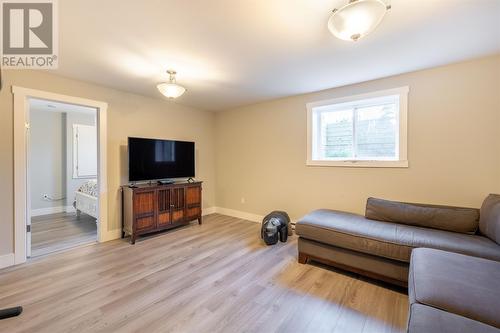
<box><xmin>55</xmin><ymin>0</ymin><xmax>500</xmax><ymax>111</ymax></box>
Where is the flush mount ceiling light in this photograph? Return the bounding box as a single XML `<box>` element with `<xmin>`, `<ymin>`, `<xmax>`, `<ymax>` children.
<box><xmin>157</xmin><ymin>70</ymin><xmax>186</xmax><ymax>99</ymax></box>
<box><xmin>328</xmin><ymin>0</ymin><xmax>391</xmax><ymax>42</ymax></box>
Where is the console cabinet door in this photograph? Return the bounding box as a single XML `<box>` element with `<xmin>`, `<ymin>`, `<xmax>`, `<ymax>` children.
<box><xmin>186</xmin><ymin>186</ymin><xmax>202</xmax><ymax>219</ymax></box>
<box><xmin>157</xmin><ymin>188</ymin><xmax>172</xmax><ymax>227</ymax></box>
<box><xmin>186</xmin><ymin>186</ymin><xmax>201</xmax><ymax>205</ymax></box>
<box><xmin>171</xmin><ymin>187</ymin><xmax>185</xmax><ymax>223</ymax></box>
<box><xmin>134</xmin><ymin>190</ymin><xmax>156</xmax><ymax>231</ymax></box>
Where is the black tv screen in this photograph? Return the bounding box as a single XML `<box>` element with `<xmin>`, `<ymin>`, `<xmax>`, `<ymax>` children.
<box><xmin>128</xmin><ymin>137</ymin><xmax>195</xmax><ymax>182</ymax></box>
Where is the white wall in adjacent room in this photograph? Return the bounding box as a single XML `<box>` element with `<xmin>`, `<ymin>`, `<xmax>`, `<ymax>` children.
<box><xmin>29</xmin><ymin>111</ymin><xmax>66</xmax><ymax>212</ymax></box>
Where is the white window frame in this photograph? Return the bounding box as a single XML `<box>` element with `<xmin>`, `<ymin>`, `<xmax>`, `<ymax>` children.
<box><xmin>306</xmin><ymin>86</ymin><xmax>409</xmax><ymax>168</ymax></box>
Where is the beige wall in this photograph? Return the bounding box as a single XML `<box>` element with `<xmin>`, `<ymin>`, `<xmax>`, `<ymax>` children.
<box><xmin>215</xmin><ymin>55</ymin><xmax>500</xmax><ymax>220</ymax></box>
<box><xmin>0</xmin><ymin>70</ymin><xmax>216</xmax><ymax>256</ymax></box>
<box><xmin>1</xmin><ymin>56</ymin><xmax>498</xmax><ymax>256</ymax></box>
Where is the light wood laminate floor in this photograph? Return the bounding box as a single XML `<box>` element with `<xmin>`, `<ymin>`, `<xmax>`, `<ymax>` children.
<box><xmin>0</xmin><ymin>214</ymin><xmax>408</xmax><ymax>333</ymax></box>
<box><xmin>31</xmin><ymin>212</ymin><xmax>97</xmax><ymax>257</ymax></box>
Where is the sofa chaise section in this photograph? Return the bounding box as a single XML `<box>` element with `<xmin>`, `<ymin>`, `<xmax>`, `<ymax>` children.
<box><xmin>295</xmin><ymin>195</ymin><xmax>500</xmax><ymax>286</ymax></box>
<box><xmin>296</xmin><ymin>209</ymin><xmax>500</xmax><ymax>262</ymax></box>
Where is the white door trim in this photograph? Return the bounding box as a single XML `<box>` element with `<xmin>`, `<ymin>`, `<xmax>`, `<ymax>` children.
<box><xmin>12</xmin><ymin>86</ymin><xmax>108</xmax><ymax>265</ymax></box>
<box><xmin>0</xmin><ymin>253</ymin><xmax>15</xmax><ymax>270</ymax></box>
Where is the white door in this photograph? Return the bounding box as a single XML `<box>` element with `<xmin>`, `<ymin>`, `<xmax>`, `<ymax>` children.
<box><xmin>73</xmin><ymin>124</ymin><xmax>97</xmax><ymax>178</ymax></box>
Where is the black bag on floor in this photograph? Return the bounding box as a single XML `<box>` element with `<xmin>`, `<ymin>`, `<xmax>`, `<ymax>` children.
<box><xmin>0</xmin><ymin>306</ymin><xmax>22</xmax><ymax>320</ymax></box>
<box><xmin>261</xmin><ymin>211</ymin><xmax>290</xmax><ymax>245</ymax></box>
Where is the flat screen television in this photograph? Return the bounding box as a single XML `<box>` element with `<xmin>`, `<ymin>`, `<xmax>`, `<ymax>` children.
<box><xmin>128</xmin><ymin>137</ymin><xmax>195</xmax><ymax>182</ymax></box>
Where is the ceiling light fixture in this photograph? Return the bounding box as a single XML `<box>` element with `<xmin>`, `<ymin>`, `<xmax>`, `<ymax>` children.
<box><xmin>157</xmin><ymin>70</ymin><xmax>186</xmax><ymax>99</ymax></box>
<box><xmin>328</xmin><ymin>0</ymin><xmax>391</xmax><ymax>42</ymax></box>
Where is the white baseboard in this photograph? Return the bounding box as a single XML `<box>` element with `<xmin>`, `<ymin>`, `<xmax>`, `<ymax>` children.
<box><xmin>213</xmin><ymin>207</ymin><xmax>264</xmax><ymax>223</ymax></box>
<box><xmin>99</xmin><ymin>228</ymin><xmax>123</xmax><ymax>242</ymax></box>
<box><xmin>31</xmin><ymin>205</ymin><xmax>76</xmax><ymax>217</ymax></box>
<box><xmin>202</xmin><ymin>207</ymin><xmax>217</xmax><ymax>216</ymax></box>
<box><xmin>207</xmin><ymin>207</ymin><xmax>298</xmax><ymax>226</ymax></box>
<box><xmin>66</xmin><ymin>205</ymin><xmax>76</xmax><ymax>213</ymax></box>
<box><xmin>0</xmin><ymin>253</ymin><xmax>15</xmax><ymax>270</ymax></box>
<box><xmin>97</xmin><ymin>206</ymin><xmax>280</xmax><ymax>243</ymax></box>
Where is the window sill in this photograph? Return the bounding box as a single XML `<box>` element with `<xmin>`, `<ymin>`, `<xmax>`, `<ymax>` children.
<box><xmin>306</xmin><ymin>160</ymin><xmax>409</xmax><ymax>168</ymax></box>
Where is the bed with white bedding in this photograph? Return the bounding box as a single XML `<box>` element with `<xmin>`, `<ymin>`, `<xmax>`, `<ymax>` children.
<box><xmin>74</xmin><ymin>180</ymin><xmax>98</xmax><ymax>219</ymax></box>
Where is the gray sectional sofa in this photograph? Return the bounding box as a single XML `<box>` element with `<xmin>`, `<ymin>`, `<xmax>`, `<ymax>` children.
<box><xmin>295</xmin><ymin>194</ymin><xmax>500</xmax><ymax>332</ymax></box>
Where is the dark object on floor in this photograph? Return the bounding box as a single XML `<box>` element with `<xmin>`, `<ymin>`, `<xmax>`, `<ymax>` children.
<box><xmin>0</xmin><ymin>306</ymin><xmax>23</xmax><ymax>320</ymax></box>
<box><xmin>261</xmin><ymin>211</ymin><xmax>290</xmax><ymax>245</ymax></box>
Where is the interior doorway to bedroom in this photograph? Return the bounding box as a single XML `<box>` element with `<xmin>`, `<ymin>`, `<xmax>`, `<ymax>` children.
<box><xmin>28</xmin><ymin>98</ymin><xmax>98</xmax><ymax>257</ymax></box>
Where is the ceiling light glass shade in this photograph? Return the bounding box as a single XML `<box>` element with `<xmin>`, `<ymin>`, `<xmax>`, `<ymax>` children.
<box><xmin>157</xmin><ymin>70</ymin><xmax>186</xmax><ymax>99</ymax></box>
<box><xmin>157</xmin><ymin>82</ymin><xmax>186</xmax><ymax>99</ymax></box>
<box><xmin>328</xmin><ymin>0</ymin><xmax>389</xmax><ymax>41</ymax></box>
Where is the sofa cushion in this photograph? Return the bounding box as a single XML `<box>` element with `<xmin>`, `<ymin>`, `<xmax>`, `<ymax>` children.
<box><xmin>295</xmin><ymin>209</ymin><xmax>500</xmax><ymax>262</ymax></box>
<box><xmin>480</xmin><ymin>194</ymin><xmax>500</xmax><ymax>244</ymax></box>
<box><xmin>366</xmin><ymin>197</ymin><xmax>479</xmax><ymax>234</ymax></box>
<box><xmin>408</xmin><ymin>304</ymin><xmax>500</xmax><ymax>333</ymax></box>
<box><xmin>409</xmin><ymin>248</ymin><xmax>500</xmax><ymax>328</ymax></box>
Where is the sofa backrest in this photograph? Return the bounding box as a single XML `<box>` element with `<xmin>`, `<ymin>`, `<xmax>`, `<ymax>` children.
<box><xmin>365</xmin><ymin>197</ymin><xmax>479</xmax><ymax>234</ymax></box>
<box><xmin>479</xmin><ymin>194</ymin><xmax>500</xmax><ymax>244</ymax></box>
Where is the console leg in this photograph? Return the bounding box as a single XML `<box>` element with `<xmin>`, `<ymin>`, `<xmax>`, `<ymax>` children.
<box><xmin>298</xmin><ymin>252</ymin><xmax>309</xmax><ymax>264</ymax></box>
<box><xmin>198</xmin><ymin>217</ymin><xmax>202</xmax><ymax>225</ymax></box>
<box><xmin>130</xmin><ymin>234</ymin><xmax>136</xmax><ymax>245</ymax></box>
<box><xmin>121</xmin><ymin>230</ymin><xmax>125</xmax><ymax>239</ymax></box>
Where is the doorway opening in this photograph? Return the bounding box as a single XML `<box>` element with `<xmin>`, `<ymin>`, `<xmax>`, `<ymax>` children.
<box><xmin>13</xmin><ymin>86</ymin><xmax>108</xmax><ymax>265</ymax></box>
<box><xmin>28</xmin><ymin>98</ymin><xmax>99</xmax><ymax>257</ymax></box>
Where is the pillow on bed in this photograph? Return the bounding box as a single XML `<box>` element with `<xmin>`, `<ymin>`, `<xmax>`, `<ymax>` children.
<box><xmin>78</xmin><ymin>179</ymin><xmax>98</xmax><ymax>197</ymax></box>
<box><xmin>365</xmin><ymin>197</ymin><xmax>479</xmax><ymax>234</ymax></box>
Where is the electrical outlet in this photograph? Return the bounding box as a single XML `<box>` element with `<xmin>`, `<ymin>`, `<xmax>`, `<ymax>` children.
<box><xmin>240</xmin><ymin>197</ymin><xmax>245</xmax><ymax>204</ymax></box>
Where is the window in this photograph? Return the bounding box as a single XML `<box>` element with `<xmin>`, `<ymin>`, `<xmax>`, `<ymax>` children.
<box><xmin>307</xmin><ymin>87</ymin><xmax>408</xmax><ymax>167</ymax></box>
